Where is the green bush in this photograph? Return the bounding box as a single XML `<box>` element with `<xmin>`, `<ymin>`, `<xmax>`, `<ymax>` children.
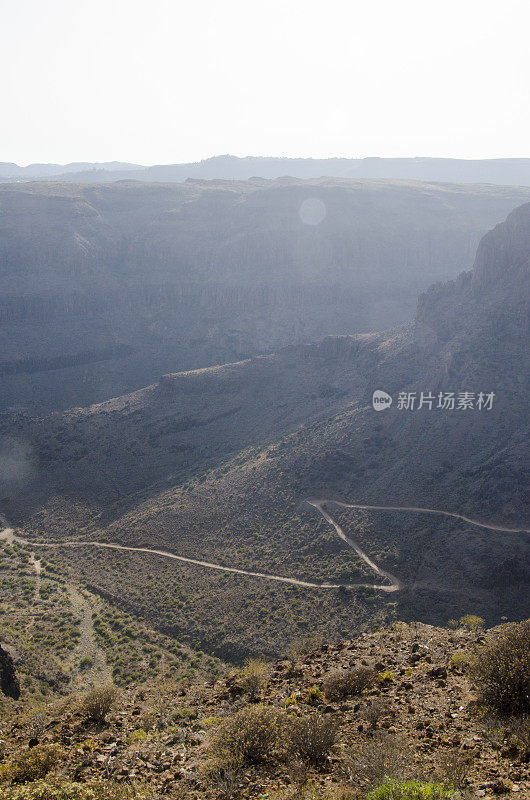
<box><xmin>448</xmin><ymin>651</ymin><xmax>471</xmax><ymax>672</ymax></box>
<box><xmin>363</xmin><ymin>780</ymin><xmax>459</xmax><ymax>799</ymax></box>
<box><xmin>324</xmin><ymin>667</ymin><xmax>377</xmax><ymax>701</ymax></box>
<box><xmin>472</xmin><ymin>619</ymin><xmax>530</xmax><ymax>714</ymax></box>
<box><xmin>303</xmin><ymin>684</ymin><xmax>324</xmax><ymax>705</ymax></box>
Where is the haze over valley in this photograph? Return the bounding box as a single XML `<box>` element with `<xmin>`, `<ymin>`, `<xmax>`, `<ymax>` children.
<box><xmin>1</xmin><ymin>2</ymin><xmax>530</xmax><ymax>796</ymax></box>
<box><xmin>2</xmin><ymin>178</ymin><xmax>530</xmax><ymax>413</ymax></box>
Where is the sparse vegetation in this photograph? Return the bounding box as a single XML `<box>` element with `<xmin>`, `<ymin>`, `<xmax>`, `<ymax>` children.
<box><xmin>324</xmin><ymin>667</ymin><xmax>377</xmax><ymax>700</ymax></box>
<box><xmin>80</xmin><ymin>686</ymin><xmax>117</xmax><ymax>724</ymax></box>
<box><xmin>472</xmin><ymin>619</ymin><xmax>530</xmax><ymax>714</ymax></box>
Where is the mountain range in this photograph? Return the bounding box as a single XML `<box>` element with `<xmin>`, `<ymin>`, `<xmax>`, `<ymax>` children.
<box><xmin>3</xmin><ymin>155</ymin><xmax>530</xmax><ymax>185</ymax></box>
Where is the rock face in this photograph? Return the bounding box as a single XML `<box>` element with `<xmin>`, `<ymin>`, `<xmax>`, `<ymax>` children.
<box><xmin>2</xmin><ymin>179</ymin><xmax>530</xmax><ymax>413</ymax></box>
<box><xmin>0</xmin><ymin>644</ymin><xmax>20</xmax><ymax>700</ymax></box>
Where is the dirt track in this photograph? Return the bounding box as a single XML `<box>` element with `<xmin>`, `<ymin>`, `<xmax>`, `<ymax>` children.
<box><xmin>1</xmin><ymin>500</ymin><xmax>527</xmax><ymax>593</ymax></box>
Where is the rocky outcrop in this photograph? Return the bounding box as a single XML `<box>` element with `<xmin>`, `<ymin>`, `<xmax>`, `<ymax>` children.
<box><xmin>0</xmin><ymin>644</ymin><xmax>20</xmax><ymax>700</ymax></box>
<box><xmin>415</xmin><ymin>202</ymin><xmax>530</xmax><ymax>349</ymax></box>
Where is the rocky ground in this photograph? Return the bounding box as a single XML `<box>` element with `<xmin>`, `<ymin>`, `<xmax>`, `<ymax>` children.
<box><xmin>1</xmin><ymin>621</ymin><xmax>529</xmax><ymax>798</ymax></box>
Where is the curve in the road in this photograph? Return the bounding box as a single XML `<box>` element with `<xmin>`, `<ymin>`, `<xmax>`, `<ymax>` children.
<box><xmin>0</xmin><ymin>505</ymin><xmax>399</xmax><ymax>593</ymax></box>
<box><xmin>326</xmin><ymin>500</ymin><xmax>529</xmax><ymax>534</ymax></box>
<box><xmin>1</xmin><ymin>501</ymin><xmax>526</xmax><ymax>595</ymax></box>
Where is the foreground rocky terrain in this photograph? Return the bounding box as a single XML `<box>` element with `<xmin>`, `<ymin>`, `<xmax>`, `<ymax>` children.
<box><xmin>1</xmin><ymin>620</ymin><xmax>529</xmax><ymax>799</ymax></box>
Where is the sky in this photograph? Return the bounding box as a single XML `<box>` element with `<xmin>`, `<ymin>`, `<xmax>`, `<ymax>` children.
<box><xmin>2</xmin><ymin>0</ymin><xmax>529</xmax><ymax>166</ymax></box>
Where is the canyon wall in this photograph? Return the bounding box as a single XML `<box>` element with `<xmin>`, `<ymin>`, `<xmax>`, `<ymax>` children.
<box><xmin>1</xmin><ymin>178</ymin><xmax>529</xmax><ymax>412</ymax></box>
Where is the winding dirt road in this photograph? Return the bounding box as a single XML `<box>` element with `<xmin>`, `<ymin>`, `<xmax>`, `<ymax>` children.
<box><xmin>1</xmin><ymin>501</ymin><xmax>527</xmax><ymax>594</ymax></box>
<box><xmin>327</xmin><ymin>501</ymin><xmax>530</xmax><ymax>534</ymax></box>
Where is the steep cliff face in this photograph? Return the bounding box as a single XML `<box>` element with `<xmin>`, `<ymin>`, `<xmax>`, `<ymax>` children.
<box><xmin>2</xmin><ymin>179</ymin><xmax>530</xmax><ymax>413</ymax></box>
<box><xmin>0</xmin><ymin>644</ymin><xmax>20</xmax><ymax>700</ymax></box>
<box><xmin>415</xmin><ymin>203</ymin><xmax>530</xmax><ymax>368</ymax></box>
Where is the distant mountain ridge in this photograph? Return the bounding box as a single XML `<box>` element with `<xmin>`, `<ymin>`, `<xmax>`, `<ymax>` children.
<box><xmin>3</xmin><ymin>155</ymin><xmax>530</xmax><ymax>185</ymax></box>
<box><xmin>2</xmin><ymin>178</ymin><xmax>530</xmax><ymax>413</ymax></box>
<box><xmin>0</xmin><ymin>161</ymin><xmax>140</xmax><ymax>177</ymax></box>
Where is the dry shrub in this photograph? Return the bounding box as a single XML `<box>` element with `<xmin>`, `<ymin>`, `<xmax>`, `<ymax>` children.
<box><xmin>81</xmin><ymin>686</ymin><xmax>117</xmax><ymax>724</ymax></box>
<box><xmin>0</xmin><ymin>776</ymin><xmax>158</xmax><ymax>799</ymax></box>
<box><xmin>285</xmin><ymin>712</ymin><xmax>337</xmax><ymax>767</ymax></box>
<box><xmin>266</xmin><ymin>784</ymin><xmax>355</xmax><ymax>800</ymax></box>
<box><xmin>506</xmin><ymin>715</ymin><xmax>530</xmax><ymax>761</ymax></box>
<box><xmin>360</xmin><ymin>699</ymin><xmax>391</xmax><ymax>730</ymax></box>
<box><xmin>208</xmin><ymin>704</ymin><xmax>282</xmax><ymax>767</ymax></box>
<box><xmin>345</xmin><ymin>733</ymin><xmax>414</xmax><ymax>790</ymax></box>
<box><xmin>23</xmin><ymin>712</ymin><xmax>47</xmax><ymax>740</ymax></box>
<box><xmin>324</xmin><ymin>667</ymin><xmax>377</xmax><ymax>701</ymax></box>
<box><xmin>0</xmin><ymin>744</ymin><xmax>60</xmax><ymax>785</ymax></box>
<box><xmin>434</xmin><ymin>749</ymin><xmax>471</xmax><ymax>789</ymax></box>
<box><xmin>286</xmin><ymin>635</ymin><xmax>324</xmax><ymax>666</ymax></box>
<box><xmin>472</xmin><ymin>619</ymin><xmax>530</xmax><ymax>714</ymax></box>
<box><xmin>239</xmin><ymin>658</ymin><xmax>271</xmax><ymax>700</ymax></box>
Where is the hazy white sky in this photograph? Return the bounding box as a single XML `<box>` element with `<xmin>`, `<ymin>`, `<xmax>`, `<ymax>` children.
<box><xmin>2</xmin><ymin>0</ymin><xmax>529</xmax><ymax>165</ymax></box>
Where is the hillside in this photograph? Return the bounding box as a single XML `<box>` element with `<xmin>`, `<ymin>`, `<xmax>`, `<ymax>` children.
<box><xmin>1</xmin><ymin>619</ymin><xmax>529</xmax><ymax>799</ymax></box>
<box><xmin>1</xmin><ymin>179</ymin><xmax>530</xmax><ymax>412</ymax></box>
<box><xmin>0</xmin><ymin>532</ymin><xmax>220</xmax><ymax>697</ymax></box>
<box><xmin>1</xmin><ymin>205</ymin><xmax>528</xmax><ymax>661</ymax></box>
